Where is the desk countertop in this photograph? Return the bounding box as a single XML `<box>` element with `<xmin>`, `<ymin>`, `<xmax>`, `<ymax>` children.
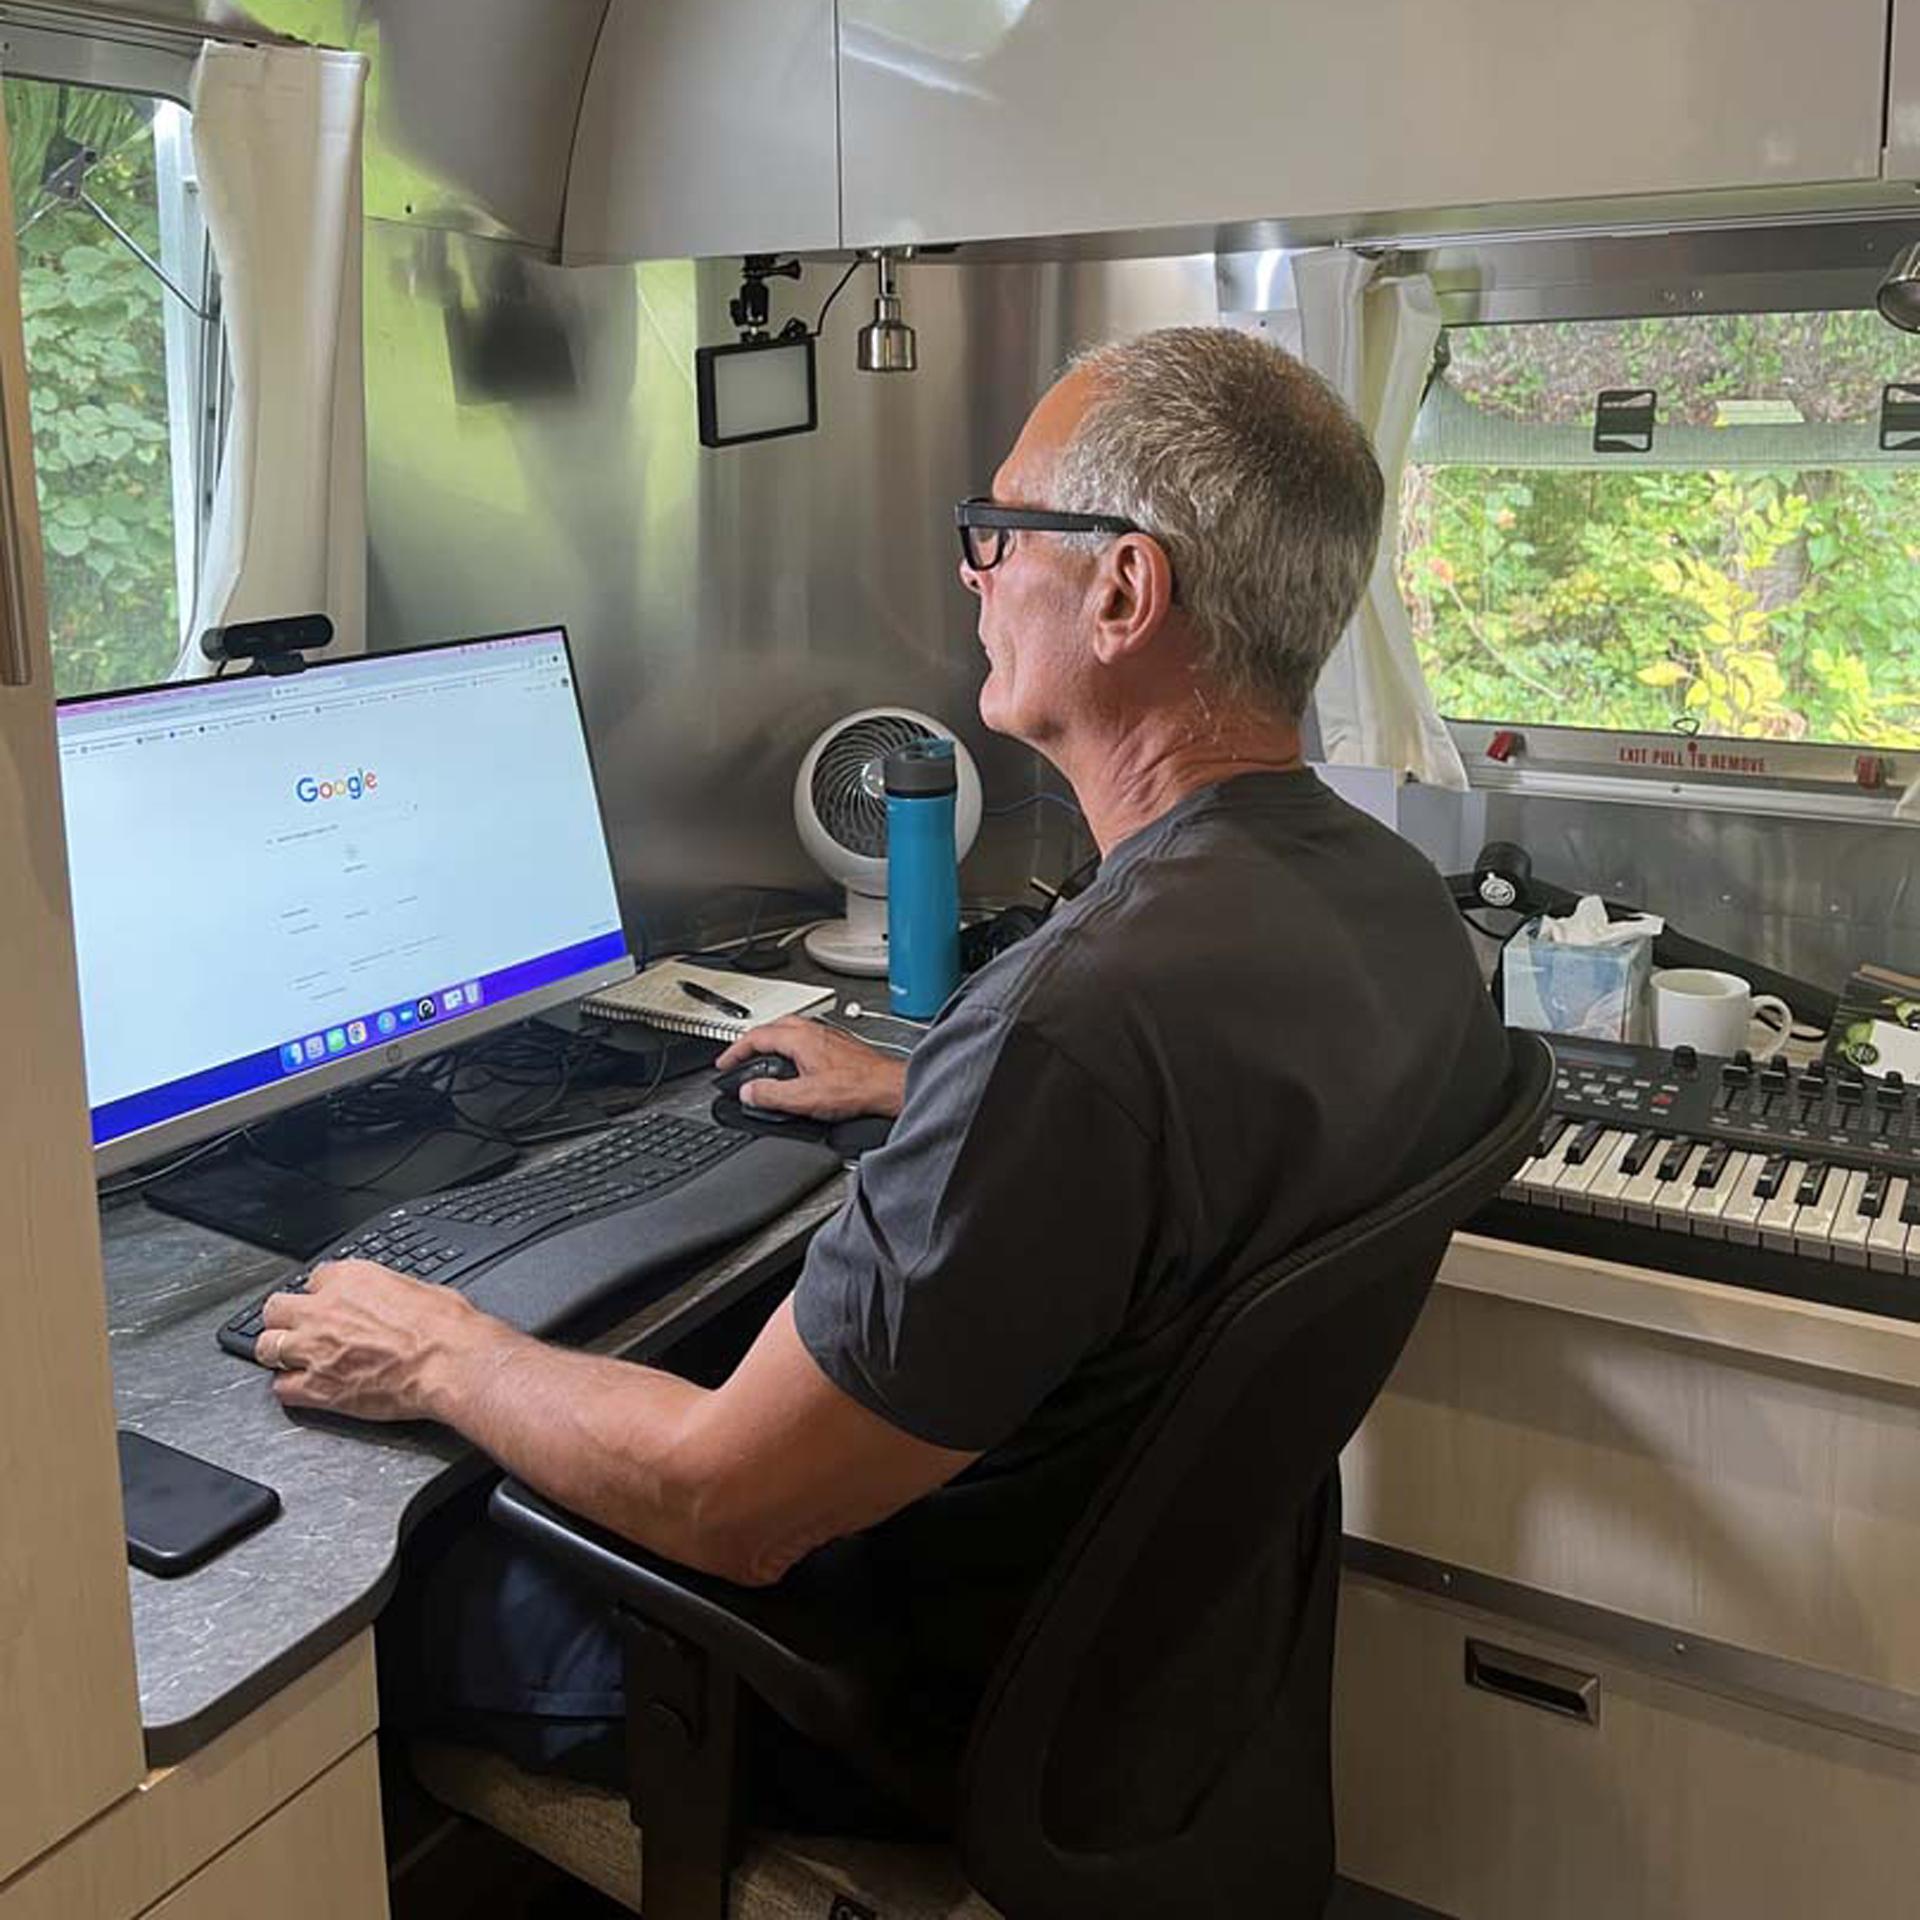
<box><xmin>104</xmin><ymin>1067</ymin><xmax>853</xmax><ymax>1766</ymax></box>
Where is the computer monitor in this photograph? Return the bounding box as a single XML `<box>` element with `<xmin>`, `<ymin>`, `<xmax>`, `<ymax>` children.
<box><xmin>59</xmin><ymin>626</ymin><xmax>634</xmax><ymax>1178</ymax></box>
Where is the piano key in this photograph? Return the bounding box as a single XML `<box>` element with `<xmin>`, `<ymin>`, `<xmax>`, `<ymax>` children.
<box><xmin>1547</xmin><ymin>1127</ymin><xmax>1632</xmax><ymax>1213</ymax></box>
<box><xmin>1623</xmin><ymin>1143</ymin><xmax>1680</xmax><ymax>1224</ymax></box>
<box><xmin>1861</xmin><ymin>1169</ymin><xmax>1891</xmax><ymax>1219</ymax></box>
<box><xmin>1505</xmin><ymin>1117</ymin><xmax>1569</xmax><ymax>1196</ymax></box>
<box><xmin>1870</xmin><ymin>1178</ymin><xmax>1913</xmax><ymax>1272</ymax></box>
<box><xmin>1516</xmin><ymin>1128</ymin><xmax>1583</xmax><ymax>1206</ymax></box>
<box><xmin>1901</xmin><ymin>1180</ymin><xmax>1920</xmax><ymax>1227</ymax></box>
<box><xmin>1501</xmin><ymin>1156</ymin><xmax>1537</xmax><ymax>1201</ymax></box>
<box><xmin>1758</xmin><ymin>1159</ymin><xmax>1813</xmax><ymax>1248</ymax></box>
<box><xmin>1830</xmin><ymin>1169</ymin><xmax>1874</xmax><ymax>1266</ymax></box>
<box><xmin>1791</xmin><ymin>1162</ymin><xmax>1849</xmax><ymax>1257</ymax></box>
<box><xmin>1562</xmin><ymin>1120</ymin><xmax>1608</xmax><ymax>1167</ymax></box>
<box><xmin>1656</xmin><ymin>1137</ymin><xmax>1694</xmax><ymax>1184</ymax></box>
<box><xmin>1652</xmin><ymin>1144</ymin><xmax>1712</xmax><ymax>1228</ymax></box>
<box><xmin>1718</xmin><ymin>1153</ymin><xmax>1770</xmax><ymax>1243</ymax></box>
<box><xmin>1584</xmin><ymin>1131</ymin><xmax>1643</xmax><ymax>1218</ymax></box>
<box><xmin>1693</xmin><ymin>1142</ymin><xmax>1733</xmax><ymax>1187</ymax></box>
<box><xmin>1686</xmin><ymin>1149</ymin><xmax>1753</xmax><ymax>1239</ymax></box>
<box><xmin>1618</xmin><ymin>1131</ymin><xmax>1662</xmax><ymax>1177</ymax></box>
<box><xmin>1753</xmin><ymin>1153</ymin><xmax>1791</xmax><ymax>1201</ymax></box>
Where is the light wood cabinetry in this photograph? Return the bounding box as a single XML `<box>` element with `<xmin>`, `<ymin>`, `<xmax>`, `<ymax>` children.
<box><xmin>1336</xmin><ymin>1577</ymin><xmax>1920</xmax><ymax>1918</ymax></box>
<box><xmin>0</xmin><ymin>1636</ymin><xmax>379</xmax><ymax>1920</ymax></box>
<box><xmin>838</xmin><ymin>0</ymin><xmax>1890</xmax><ymax>249</ymax></box>
<box><xmin>1337</xmin><ymin>1242</ymin><xmax>1920</xmax><ymax>1913</ymax></box>
<box><xmin>1346</xmin><ymin>1259</ymin><xmax>1920</xmax><ymax>1692</ymax></box>
<box><xmin>0</xmin><ymin>76</ymin><xmax>146</xmax><ymax>1889</ymax></box>
<box><xmin>139</xmin><ymin>1741</ymin><xmax>386</xmax><ymax>1920</ymax></box>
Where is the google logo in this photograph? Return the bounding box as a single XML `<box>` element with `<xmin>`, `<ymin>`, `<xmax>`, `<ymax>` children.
<box><xmin>296</xmin><ymin>770</ymin><xmax>379</xmax><ymax>802</ymax></box>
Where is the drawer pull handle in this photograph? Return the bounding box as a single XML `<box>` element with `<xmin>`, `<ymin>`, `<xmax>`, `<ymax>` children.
<box><xmin>1464</xmin><ymin>1638</ymin><xmax>1600</xmax><ymax>1725</ymax></box>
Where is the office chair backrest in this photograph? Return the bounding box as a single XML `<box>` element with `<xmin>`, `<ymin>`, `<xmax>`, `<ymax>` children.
<box><xmin>956</xmin><ymin>1031</ymin><xmax>1552</xmax><ymax>1920</ymax></box>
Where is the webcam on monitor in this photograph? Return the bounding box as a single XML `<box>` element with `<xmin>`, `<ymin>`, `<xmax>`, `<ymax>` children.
<box><xmin>200</xmin><ymin>612</ymin><xmax>334</xmax><ymax>675</ymax></box>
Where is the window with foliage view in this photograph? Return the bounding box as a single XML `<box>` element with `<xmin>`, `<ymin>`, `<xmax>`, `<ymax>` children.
<box><xmin>7</xmin><ymin>77</ymin><xmax>204</xmax><ymax>696</ymax></box>
<box><xmin>1399</xmin><ymin>313</ymin><xmax>1920</xmax><ymax>748</ymax></box>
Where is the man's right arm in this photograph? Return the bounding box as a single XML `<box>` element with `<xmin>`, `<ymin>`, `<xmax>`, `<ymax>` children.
<box><xmin>715</xmin><ymin>1017</ymin><xmax>908</xmax><ymax>1120</ymax></box>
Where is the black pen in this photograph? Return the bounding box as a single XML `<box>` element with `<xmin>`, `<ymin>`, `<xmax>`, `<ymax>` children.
<box><xmin>681</xmin><ymin>979</ymin><xmax>753</xmax><ymax>1021</ymax></box>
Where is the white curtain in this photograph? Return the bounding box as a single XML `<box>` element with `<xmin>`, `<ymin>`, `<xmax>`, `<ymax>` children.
<box><xmin>170</xmin><ymin>45</ymin><xmax>367</xmax><ymax>677</ymax></box>
<box><xmin>1294</xmin><ymin>248</ymin><xmax>1467</xmax><ymax>790</ymax></box>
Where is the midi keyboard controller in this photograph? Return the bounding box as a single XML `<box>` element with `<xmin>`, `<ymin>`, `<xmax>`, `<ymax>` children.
<box><xmin>1473</xmin><ymin>1036</ymin><xmax>1920</xmax><ymax>1323</ymax></box>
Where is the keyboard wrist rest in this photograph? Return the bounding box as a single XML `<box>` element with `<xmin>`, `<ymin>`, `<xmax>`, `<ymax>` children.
<box><xmin>456</xmin><ymin>1134</ymin><xmax>842</xmax><ymax>1336</ymax></box>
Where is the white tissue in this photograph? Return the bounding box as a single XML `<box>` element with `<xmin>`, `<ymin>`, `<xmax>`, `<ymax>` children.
<box><xmin>1533</xmin><ymin>894</ymin><xmax>1665</xmax><ymax>947</ymax></box>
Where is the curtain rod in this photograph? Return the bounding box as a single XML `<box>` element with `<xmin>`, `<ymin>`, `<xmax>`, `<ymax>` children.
<box><xmin>0</xmin><ymin>3</ymin><xmax>319</xmax><ymax>53</ymax></box>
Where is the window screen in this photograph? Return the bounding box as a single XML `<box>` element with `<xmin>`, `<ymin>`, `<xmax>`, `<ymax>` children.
<box><xmin>8</xmin><ymin>76</ymin><xmax>212</xmax><ymax>695</ymax></box>
<box><xmin>1400</xmin><ymin>312</ymin><xmax>1920</xmax><ymax>750</ymax></box>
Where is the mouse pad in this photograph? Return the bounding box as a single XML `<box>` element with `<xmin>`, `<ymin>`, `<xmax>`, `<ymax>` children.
<box><xmin>710</xmin><ymin>1096</ymin><xmax>892</xmax><ymax>1160</ymax></box>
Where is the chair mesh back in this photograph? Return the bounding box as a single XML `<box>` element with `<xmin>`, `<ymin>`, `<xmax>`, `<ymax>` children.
<box><xmin>958</xmin><ymin>1033</ymin><xmax>1553</xmax><ymax>1920</ymax></box>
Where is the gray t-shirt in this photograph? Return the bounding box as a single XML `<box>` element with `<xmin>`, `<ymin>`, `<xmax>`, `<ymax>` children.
<box><xmin>793</xmin><ymin>769</ymin><xmax>1506</xmax><ymax>1721</ymax></box>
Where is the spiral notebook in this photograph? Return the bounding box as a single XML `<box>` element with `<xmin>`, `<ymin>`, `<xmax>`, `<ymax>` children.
<box><xmin>580</xmin><ymin>960</ymin><xmax>835</xmax><ymax>1040</ymax></box>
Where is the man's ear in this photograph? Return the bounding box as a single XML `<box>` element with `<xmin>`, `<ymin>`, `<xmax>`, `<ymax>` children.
<box><xmin>1088</xmin><ymin>532</ymin><xmax>1178</xmax><ymax>666</ymax></box>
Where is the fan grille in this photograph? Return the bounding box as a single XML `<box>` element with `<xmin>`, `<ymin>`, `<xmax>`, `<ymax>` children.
<box><xmin>810</xmin><ymin>714</ymin><xmax>937</xmax><ymax>858</ymax></box>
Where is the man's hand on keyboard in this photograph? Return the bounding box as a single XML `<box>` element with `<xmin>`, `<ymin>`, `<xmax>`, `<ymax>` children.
<box><xmin>717</xmin><ymin>1018</ymin><xmax>908</xmax><ymax>1121</ymax></box>
<box><xmin>256</xmin><ymin>1259</ymin><xmax>506</xmax><ymax>1422</ymax></box>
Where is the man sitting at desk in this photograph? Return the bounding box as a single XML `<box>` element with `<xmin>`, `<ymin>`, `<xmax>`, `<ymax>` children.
<box><xmin>255</xmin><ymin>325</ymin><xmax>1507</xmax><ymax>1829</ymax></box>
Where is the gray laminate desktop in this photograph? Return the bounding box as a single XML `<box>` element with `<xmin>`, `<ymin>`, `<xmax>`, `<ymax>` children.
<box><xmin>101</xmin><ymin>1067</ymin><xmax>854</xmax><ymax>1765</ymax></box>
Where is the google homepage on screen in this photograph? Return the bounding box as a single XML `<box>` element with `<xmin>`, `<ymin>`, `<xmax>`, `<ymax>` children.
<box><xmin>58</xmin><ymin>629</ymin><xmax>628</xmax><ymax>1150</ymax></box>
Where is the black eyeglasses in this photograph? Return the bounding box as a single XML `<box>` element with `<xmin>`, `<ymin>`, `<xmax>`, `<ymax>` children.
<box><xmin>954</xmin><ymin>495</ymin><xmax>1144</xmax><ymax>573</ymax></box>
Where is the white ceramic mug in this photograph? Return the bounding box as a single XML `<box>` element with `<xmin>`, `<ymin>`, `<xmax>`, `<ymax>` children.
<box><xmin>1650</xmin><ymin>967</ymin><xmax>1792</xmax><ymax>1056</ymax></box>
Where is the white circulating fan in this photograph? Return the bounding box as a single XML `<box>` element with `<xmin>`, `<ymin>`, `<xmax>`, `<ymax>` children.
<box><xmin>795</xmin><ymin>707</ymin><xmax>981</xmax><ymax>976</ymax></box>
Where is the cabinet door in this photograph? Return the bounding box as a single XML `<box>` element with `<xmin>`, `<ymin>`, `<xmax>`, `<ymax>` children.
<box><xmin>138</xmin><ymin>1743</ymin><xmax>386</xmax><ymax>1920</ymax></box>
<box><xmin>563</xmin><ymin>0</ymin><xmax>840</xmax><ymax>262</ymax></box>
<box><xmin>1336</xmin><ymin>1578</ymin><xmax>1920</xmax><ymax>1919</ymax></box>
<box><xmin>1890</xmin><ymin>0</ymin><xmax>1920</xmax><ymax>180</ymax></box>
<box><xmin>0</xmin><ymin>83</ymin><xmax>146</xmax><ymax>1883</ymax></box>
<box><xmin>841</xmin><ymin>0</ymin><xmax>1889</xmax><ymax>248</ymax></box>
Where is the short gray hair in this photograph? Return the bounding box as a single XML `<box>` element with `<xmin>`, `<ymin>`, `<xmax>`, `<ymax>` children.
<box><xmin>1050</xmin><ymin>326</ymin><xmax>1384</xmax><ymax>718</ymax></box>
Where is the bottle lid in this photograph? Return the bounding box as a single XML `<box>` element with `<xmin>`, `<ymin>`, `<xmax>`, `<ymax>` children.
<box><xmin>884</xmin><ymin>736</ymin><xmax>957</xmax><ymax>796</ymax></box>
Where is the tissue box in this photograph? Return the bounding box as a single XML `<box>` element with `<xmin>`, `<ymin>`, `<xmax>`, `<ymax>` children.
<box><xmin>1502</xmin><ymin>920</ymin><xmax>1653</xmax><ymax>1043</ymax></box>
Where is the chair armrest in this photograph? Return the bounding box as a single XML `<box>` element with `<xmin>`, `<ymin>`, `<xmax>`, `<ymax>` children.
<box><xmin>488</xmin><ymin>1478</ymin><xmax>934</xmax><ymax>1786</ymax></box>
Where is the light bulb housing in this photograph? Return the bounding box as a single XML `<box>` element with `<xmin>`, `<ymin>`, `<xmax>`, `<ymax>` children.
<box><xmin>1877</xmin><ymin>241</ymin><xmax>1920</xmax><ymax>333</ymax></box>
<box><xmin>856</xmin><ymin>252</ymin><xmax>917</xmax><ymax>373</ymax></box>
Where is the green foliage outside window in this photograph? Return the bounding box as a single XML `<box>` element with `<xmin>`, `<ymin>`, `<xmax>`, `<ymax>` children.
<box><xmin>1400</xmin><ymin>314</ymin><xmax>1920</xmax><ymax>749</ymax></box>
<box><xmin>7</xmin><ymin>78</ymin><xmax>182</xmax><ymax>696</ymax></box>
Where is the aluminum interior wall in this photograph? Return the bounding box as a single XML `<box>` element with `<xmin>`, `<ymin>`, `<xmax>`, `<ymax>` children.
<box><xmin>359</xmin><ymin>225</ymin><xmax>1920</xmax><ymax>986</ymax></box>
<box><xmin>362</xmin><ymin>230</ymin><xmax>1217</xmax><ymax>947</ymax></box>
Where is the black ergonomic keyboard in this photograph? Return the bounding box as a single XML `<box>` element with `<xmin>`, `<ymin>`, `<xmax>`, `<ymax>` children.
<box><xmin>219</xmin><ymin>1111</ymin><xmax>841</xmax><ymax>1363</ymax></box>
<box><xmin>1471</xmin><ymin>1035</ymin><xmax>1920</xmax><ymax>1323</ymax></box>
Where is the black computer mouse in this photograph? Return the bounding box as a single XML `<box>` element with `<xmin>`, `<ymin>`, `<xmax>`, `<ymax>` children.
<box><xmin>712</xmin><ymin>1053</ymin><xmax>801</xmax><ymax>1099</ymax></box>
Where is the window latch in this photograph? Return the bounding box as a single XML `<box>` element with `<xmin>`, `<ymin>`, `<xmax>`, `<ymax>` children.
<box><xmin>1593</xmin><ymin>388</ymin><xmax>1657</xmax><ymax>454</ymax></box>
<box><xmin>1879</xmin><ymin>384</ymin><xmax>1920</xmax><ymax>454</ymax></box>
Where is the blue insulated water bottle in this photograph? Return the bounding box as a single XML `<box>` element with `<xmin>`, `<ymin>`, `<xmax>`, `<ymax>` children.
<box><xmin>885</xmin><ymin>738</ymin><xmax>962</xmax><ymax>1018</ymax></box>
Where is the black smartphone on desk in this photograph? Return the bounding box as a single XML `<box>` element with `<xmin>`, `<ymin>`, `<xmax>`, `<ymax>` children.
<box><xmin>118</xmin><ymin>1430</ymin><xmax>280</xmax><ymax>1577</ymax></box>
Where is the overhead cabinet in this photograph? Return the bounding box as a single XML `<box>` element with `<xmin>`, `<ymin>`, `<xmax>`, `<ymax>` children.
<box><xmin>562</xmin><ymin>0</ymin><xmax>840</xmax><ymax>264</ymax></box>
<box><xmin>1889</xmin><ymin>0</ymin><xmax>1920</xmax><ymax>182</ymax></box>
<box><xmin>837</xmin><ymin>0</ymin><xmax>1892</xmax><ymax>249</ymax></box>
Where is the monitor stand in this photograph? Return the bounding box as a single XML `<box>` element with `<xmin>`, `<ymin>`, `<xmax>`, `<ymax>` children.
<box><xmin>143</xmin><ymin>1104</ymin><xmax>518</xmax><ymax>1259</ymax></box>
